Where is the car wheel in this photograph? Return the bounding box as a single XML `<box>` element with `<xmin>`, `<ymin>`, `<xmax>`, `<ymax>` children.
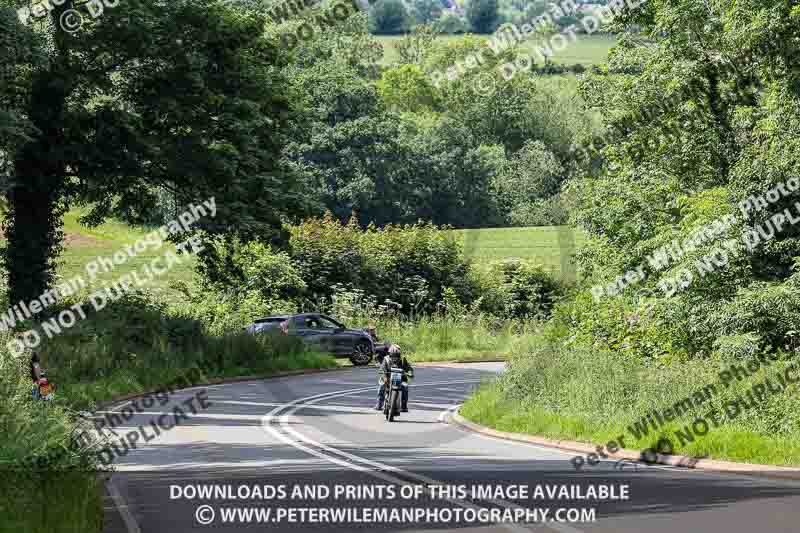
<box><xmin>349</xmin><ymin>341</ymin><xmax>373</xmax><ymax>366</ymax></box>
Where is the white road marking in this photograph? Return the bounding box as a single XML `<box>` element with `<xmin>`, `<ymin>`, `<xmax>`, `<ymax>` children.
<box><xmin>106</xmin><ymin>477</ymin><xmax>142</xmax><ymax>533</ymax></box>
<box><xmin>95</xmin><ymin>411</ymin><xmax>267</xmax><ymax>422</ymax></box>
<box><xmin>265</xmin><ymin>382</ymin><xmax>585</xmax><ymax>533</ymax></box>
<box><xmin>105</xmin><ymin>378</ymin><xmax>480</xmax><ymax>533</ymax></box>
<box><xmin>206</xmin><ymin>400</ymin><xmax>290</xmax><ymax>408</ymax></box>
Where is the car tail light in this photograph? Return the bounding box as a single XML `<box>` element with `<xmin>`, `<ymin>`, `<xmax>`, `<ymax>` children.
<box><xmin>280</xmin><ymin>321</ymin><xmax>288</xmax><ymax>335</ymax></box>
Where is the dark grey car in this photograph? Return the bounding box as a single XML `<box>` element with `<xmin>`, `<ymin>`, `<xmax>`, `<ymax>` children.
<box><xmin>246</xmin><ymin>313</ymin><xmax>375</xmax><ymax>365</ymax></box>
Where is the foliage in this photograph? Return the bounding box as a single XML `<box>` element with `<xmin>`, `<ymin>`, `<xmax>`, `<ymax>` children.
<box><xmin>318</xmin><ymin>284</ymin><xmax>544</xmax><ymax>362</ymax></box>
<box><xmin>465</xmin><ymin>0</ymin><xmax>499</xmax><ymax>33</ymax></box>
<box><xmin>569</xmin><ymin>0</ymin><xmax>800</xmax><ymax>358</ymax></box>
<box><xmin>408</xmin><ymin>0</ymin><xmax>443</xmax><ymax>25</ymax></box>
<box><xmin>369</xmin><ymin>0</ymin><xmax>411</xmax><ymax>34</ymax></box>
<box><xmin>394</xmin><ymin>23</ymin><xmax>439</xmax><ymax>65</ymax></box>
<box><xmin>463</xmin><ymin>333</ymin><xmax>800</xmax><ymax>465</ymax></box>
<box><xmin>436</xmin><ymin>12</ymin><xmax>468</xmax><ymax>34</ymax></box>
<box><xmin>509</xmin><ymin>194</ymin><xmax>569</xmax><ymax>226</ymax></box>
<box><xmin>492</xmin><ymin>140</ymin><xmax>565</xmax><ymax>225</ymax></box>
<box><xmin>479</xmin><ymin>259</ymin><xmax>563</xmax><ymax>320</ymax></box>
<box><xmin>0</xmin><ymin>0</ymin><xmax>312</xmax><ymax>305</ymax></box>
<box><xmin>376</xmin><ymin>64</ymin><xmax>441</xmax><ymax>112</ymax></box>
<box><xmin>289</xmin><ymin>215</ymin><xmax>475</xmax><ymax>314</ymax></box>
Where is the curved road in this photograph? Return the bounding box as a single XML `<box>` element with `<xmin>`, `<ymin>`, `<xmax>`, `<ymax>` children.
<box><xmin>101</xmin><ymin>363</ymin><xmax>800</xmax><ymax>532</ymax></box>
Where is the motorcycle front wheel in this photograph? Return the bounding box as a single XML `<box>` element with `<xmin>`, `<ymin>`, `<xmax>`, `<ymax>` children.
<box><xmin>388</xmin><ymin>390</ymin><xmax>398</xmax><ymax>422</ymax></box>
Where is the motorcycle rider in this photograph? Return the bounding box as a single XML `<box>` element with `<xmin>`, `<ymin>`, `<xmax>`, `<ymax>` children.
<box><xmin>375</xmin><ymin>344</ymin><xmax>413</xmax><ymax>412</ymax></box>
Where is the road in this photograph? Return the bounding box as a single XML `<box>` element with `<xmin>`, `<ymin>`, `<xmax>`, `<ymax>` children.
<box><xmin>101</xmin><ymin>363</ymin><xmax>800</xmax><ymax>533</ymax></box>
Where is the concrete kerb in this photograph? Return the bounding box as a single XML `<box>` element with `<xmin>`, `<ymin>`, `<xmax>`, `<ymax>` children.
<box><xmin>446</xmin><ymin>410</ymin><xmax>800</xmax><ymax>481</ymax></box>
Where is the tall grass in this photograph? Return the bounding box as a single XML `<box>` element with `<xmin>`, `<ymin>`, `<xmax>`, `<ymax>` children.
<box><xmin>0</xmin><ymin>331</ymin><xmax>104</xmax><ymax>533</ymax></box>
<box><xmin>461</xmin><ymin>339</ymin><xmax>800</xmax><ymax>465</ymax></box>
<box><xmin>0</xmin><ymin>473</ymin><xmax>103</xmax><ymax>533</ymax></box>
<box><xmin>375</xmin><ymin>315</ymin><xmax>541</xmax><ymax>362</ymax></box>
<box><xmin>318</xmin><ymin>286</ymin><xmax>544</xmax><ymax>362</ymax></box>
<box><xmin>37</xmin><ymin>292</ymin><xmax>336</xmax><ymax>410</ymax></box>
<box><xmin>2</xmin><ymin>291</ymin><xmax>336</xmax><ymax>533</ymax></box>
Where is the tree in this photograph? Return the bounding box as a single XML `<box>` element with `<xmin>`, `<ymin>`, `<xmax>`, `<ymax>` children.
<box><xmin>395</xmin><ymin>23</ymin><xmax>439</xmax><ymax>65</ymax></box>
<box><xmin>437</xmin><ymin>12</ymin><xmax>467</xmax><ymax>34</ymax></box>
<box><xmin>368</xmin><ymin>0</ymin><xmax>410</xmax><ymax>34</ymax></box>
<box><xmin>572</xmin><ymin>0</ymin><xmax>800</xmax><ymax>355</ymax></box>
<box><xmin>0</xmin><ymin>0</ymin><xmax>311</xmax><ymax>305</ymax></box>
<box><xmin>376</xmin><ymin>64</ymin><xmax>440</xmax><ymax>112</ymax></box>
<box><xmin>410</xmin><ymin>0</ymin><xmax>442</xmax><ymax>25</ymax></box>
<box><xmin>492</xmin><ymin>140</ymin><xmax>564</xmax><ymax>222</ymax></box>
<box><xmin>465</xmin><ymin>0</ymin><xmax>498</xmax><ymax>34</ymax></box>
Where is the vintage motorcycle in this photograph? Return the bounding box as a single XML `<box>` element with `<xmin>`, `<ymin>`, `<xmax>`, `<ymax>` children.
<box><xmin>383</xmin><ymin>366</ymin><xmax>406</xmax><ymax>422</ymax></box>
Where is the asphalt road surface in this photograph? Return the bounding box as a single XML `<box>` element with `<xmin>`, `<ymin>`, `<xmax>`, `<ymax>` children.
<box><xmin>100</xmin><ymin>363</ymin><xmax>800</xmax><ymax>533</ymax></box>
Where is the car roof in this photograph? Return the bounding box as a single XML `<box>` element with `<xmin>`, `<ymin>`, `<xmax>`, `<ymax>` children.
<box><xmin>253</xmin><ymin>315</ymin><xmax>290</xmax><ymax>323</ymax></box>
<box><xmin>254</xmin><ymin>313</ymin><xmax>326</xmax><ymax>324</ymax></box>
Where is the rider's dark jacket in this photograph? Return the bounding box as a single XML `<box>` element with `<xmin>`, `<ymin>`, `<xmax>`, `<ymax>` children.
<box><xmin>379</xmin><ymin>355</ymin><xmax>414</xmax><ymax>383</ymax></box>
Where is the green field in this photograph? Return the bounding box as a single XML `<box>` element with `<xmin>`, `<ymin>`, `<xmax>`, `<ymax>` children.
<box><xmin>0</xmin><ymin>210</ymin><xmax>197</xmax><ymax>303</ymax></box>
<box><xmin>457</xmin><ymin>226</ymin><xmax>583</xmax><ymax>281</ymax></box>
<box><xmin>3</xmin><ymin>214</ymin><xmax>579</xmax><ymax>304</ymax></box>
<box><xmin>376</xmin><ymin>34</ymin><xmax>615</xmax><ymax>66</ymax></box>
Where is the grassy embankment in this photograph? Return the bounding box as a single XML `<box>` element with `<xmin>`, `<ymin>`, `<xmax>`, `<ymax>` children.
<box><xmin>461</xmin><ymin>341</ymin><xmax>800</xmax><ymax>466</ymax></box>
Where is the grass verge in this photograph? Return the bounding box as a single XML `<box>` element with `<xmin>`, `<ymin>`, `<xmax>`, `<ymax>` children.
<box><xmin>2</xmin><ymin>291</ymin><xmax>336</xmax><ymax>533</ymax></box>
<box><xmin>365</xmin><ymin>315</ymin><xmax>543</xmax><ymax>363</ymax></box>
<box><xmin>0</xmin><ymin>473</ymin><xmax>103</xmax><ymax>533</ymax></box>
<box><xmin>461</xmin><ymin>342</ymin><xmax>800</xmax><ymax>466</ymax></box>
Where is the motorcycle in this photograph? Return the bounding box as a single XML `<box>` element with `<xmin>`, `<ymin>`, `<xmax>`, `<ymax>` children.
<box><xmin>383</xmin><ymin>366</ymin><xmax>405</xmax><ymax>422</ymax></box>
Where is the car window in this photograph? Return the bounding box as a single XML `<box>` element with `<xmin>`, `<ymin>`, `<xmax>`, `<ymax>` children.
<box><xmin>304</xmin><ymin>317</ymin><xmax>320</xmax><ymax>329</ymax></box>
<box><xmin>317</xmin><ymin>317</ymin><xmax>341</xmax><ymax>329</ymax></box>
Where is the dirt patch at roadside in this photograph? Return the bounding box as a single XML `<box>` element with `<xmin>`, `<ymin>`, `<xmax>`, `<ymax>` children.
<box><xmin>63</xmin><ymin>233</ymin><xmax>103</xmax><ymax>247</ymax></box>
<box><xmin>0</xmin><ymin>230</ymin><xmax>102</xmax><ymax>248</ymax></box>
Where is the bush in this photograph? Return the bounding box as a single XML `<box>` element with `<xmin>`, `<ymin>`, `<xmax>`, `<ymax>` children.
<box><xmin>436</xmin><ymin>12</ymin><xmax>468</xmax><ymax>34</ymax></box>
<box><xmin>509</xmin><ymin>195</ymin><xmax>569</xmax><ymax>226</ymax></box>
<box><xmin>174</xmin><ymin>284</ymin><xmax>299</xmax><ymax>336</ymax></box>
<box><xmin>376</xmin><ymin>64</ymin><xmax>440</xmax><ymax>112</ymax></box>
<box><xmin>288</xmin><ymin>215</ymin><xmax>475</xmax><ymax>315</ymax></box>
<box><xmin>479</xmin><ymin>260</ymin><xmax>562</xmax><ymax>320</ymax></box>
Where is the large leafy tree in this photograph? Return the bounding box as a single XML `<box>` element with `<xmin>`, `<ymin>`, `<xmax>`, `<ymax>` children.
<box><xmin>572</xmin><ymin>0</ymin><xmax>800</xmax><ymax>356</ymax></box>
<box><xmin>465</xmin><ymin>0</ymin><xmax>498</xmax><ymax>34</ymax></box>
<box><xmin>0</xmin><ymin>0</ymin><xmax>310</xmax><ymax>305</ymax></box>
<box><xmin>368</xmin><ymin>0</ymin><xmax>410</xmax><ymax>34</ymax></box>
